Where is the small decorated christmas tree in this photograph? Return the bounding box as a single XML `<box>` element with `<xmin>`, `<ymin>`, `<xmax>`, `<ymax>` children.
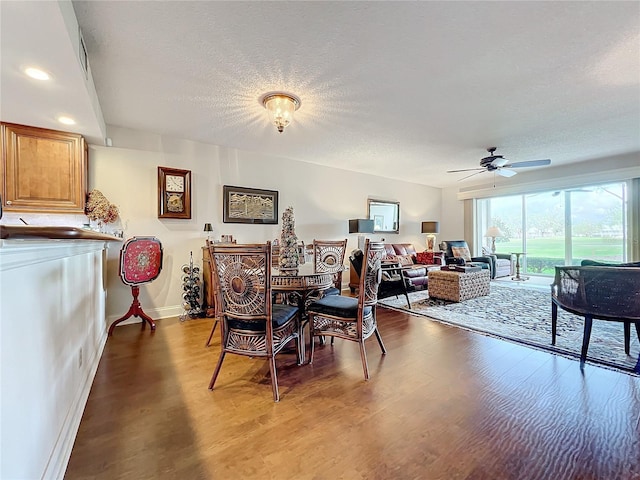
<box><xmin>279</xmin><ymin>206</ymin><xmax>299</xmax><ymax>274</ymax></box>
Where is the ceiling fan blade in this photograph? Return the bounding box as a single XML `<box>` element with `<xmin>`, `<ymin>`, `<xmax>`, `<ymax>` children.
<box><xmin>447</xmin><ymin>167</ymin><xmax>484</xmax><ymax>173</ymax></box>
<box><xmin>505</xmin><ymin>159</ymin><xmax>551</xmax><ymax>168</ymax></box>
<box><xmin>458</xmin><ymin>170</ymin><xmax>486</xmax><ymax>181</ymax></box>
<box><xmin>491</xmin><ymin>157</ymin><xmax>508</xmax><ymax>168</ymax></box>
<box><xmin>497</xmin><ymin>168</ymin><xmax>517</xmax><ymax>178</ymax></box>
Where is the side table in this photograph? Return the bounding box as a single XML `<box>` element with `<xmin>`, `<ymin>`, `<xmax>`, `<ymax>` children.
<box><xmin>511</xmin><ymin>252</ymin><xmax>529</xmax><ymax>281</ymax></box>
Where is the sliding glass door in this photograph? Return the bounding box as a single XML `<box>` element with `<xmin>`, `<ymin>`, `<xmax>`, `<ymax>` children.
<box><xmin>477</xmin><ymin>182</ymin><xmax>628</xmax><ymax>276</ymax></box>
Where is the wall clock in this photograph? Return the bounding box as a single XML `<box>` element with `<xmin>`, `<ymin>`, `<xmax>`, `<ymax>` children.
<box><xmin>158</xmin><ymin>166</ymin><xmax>191</xmax><ymax>219</ymax></box>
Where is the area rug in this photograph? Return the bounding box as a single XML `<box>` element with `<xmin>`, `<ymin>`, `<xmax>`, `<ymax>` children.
<box><xmin>379</xmin><ymin>283</ymin><xmax>640</xmax><ymax>375</ymax></box>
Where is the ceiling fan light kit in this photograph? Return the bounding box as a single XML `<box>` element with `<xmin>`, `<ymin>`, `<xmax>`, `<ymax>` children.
<box><xmin>447</xmin><ymin>147</ymin><xmax>551</xmax><ymax>181</ymax></box>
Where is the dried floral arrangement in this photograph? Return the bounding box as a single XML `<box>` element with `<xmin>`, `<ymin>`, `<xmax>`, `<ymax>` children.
<box><xmin>85</xmin><ymin>189</ymin><xmax>119</xmax><ymax>224</ymax></box>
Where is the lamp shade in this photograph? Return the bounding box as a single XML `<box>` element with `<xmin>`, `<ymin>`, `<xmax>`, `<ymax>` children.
<box><xmin>485</xmin><ymin>226</ymin><xmax>504</xmax><ymax>237</ymax></box>
<box><xmin>349</xmin><ymin>219</ymin><xmax>375</xmax><ymax>234</ymax></box>
<box><xmin>421</xmin><ymin>221</ymin><xmax>440</xmax><ymax>234</ymax></box>
<box><xmin>203</xmin><ymin>223</ymin><xmax>213</xmax><ymax>232</ymax></box>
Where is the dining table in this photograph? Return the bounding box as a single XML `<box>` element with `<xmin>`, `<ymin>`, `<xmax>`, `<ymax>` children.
<box><xmin>203</xmin><ymin>243</ymin><xmax>322</xmax><ymax>316</ymax></box>
<box><xmin>272</xmin><ymin>263</ymin><xmax>334</xmax><ymax>297</ymax></box>
<box><xmin>203</xmin><ymin>244</ymin><xmax>343</xmax><ymax>358</ymax></box>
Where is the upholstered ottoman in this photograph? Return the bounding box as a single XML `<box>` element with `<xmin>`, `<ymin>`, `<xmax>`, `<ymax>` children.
<box><xmin>427</xmin><ymin>269</ymin><xmax>491</xmax><ymax>302</ymax></box>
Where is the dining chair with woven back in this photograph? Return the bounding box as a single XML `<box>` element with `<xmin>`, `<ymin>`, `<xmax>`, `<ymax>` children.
<box><xmin>306</xmin><ymin>239</ymin><xmax>387</xmax><ymax>380</ymax></box>
<box><xmin>312</xmin><ymin>239</ymin><xmax>347</xmax><ymax>296</ymax></box>
<box><xmin>207</xmin><ymin>242</ymin><xmax>303</xmax><ymax>402</ymax></box>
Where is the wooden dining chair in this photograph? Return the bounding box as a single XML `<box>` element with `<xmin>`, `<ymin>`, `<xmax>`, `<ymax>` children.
<box><xmin>207</xmin><ymin>242</ymin><xmax>302</xmax><ymax>402</ymax></box>
<box><xmin>306</xmin><ymin>239</ymin><xmax>387</xmax><ymax>380</ymax></box>
<box><xmin>312</xmin><ymin>239</ymin><xmax>347</xmax><ymax>296</ymax></box>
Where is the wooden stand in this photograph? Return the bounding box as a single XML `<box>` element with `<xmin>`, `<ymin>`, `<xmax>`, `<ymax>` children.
<box><xmin>108</xmin><ymin>286</ymin><xmax>156</xmax><ymax>335</ymax></box>
<box><xmin>511</xmin><ymin>252</ymin><xmax>529</xmax><ymax>281</ymax></box>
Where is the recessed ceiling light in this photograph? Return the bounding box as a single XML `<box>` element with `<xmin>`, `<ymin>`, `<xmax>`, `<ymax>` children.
<box><xmin>24</xmin><ymin>67</ymin><xmax>50</xmax><ymax>81</ymax></box>
<box><xmin>57</xmin><ymin>116</ymin><xmax>76</xmax><ymax>125</ymax></box>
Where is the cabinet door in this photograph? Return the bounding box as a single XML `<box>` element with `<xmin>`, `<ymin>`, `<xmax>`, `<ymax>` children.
<box><xmin>1</xmin><ymin>123</ymin><xmax>87</xmax><ymax>213</ymax></box>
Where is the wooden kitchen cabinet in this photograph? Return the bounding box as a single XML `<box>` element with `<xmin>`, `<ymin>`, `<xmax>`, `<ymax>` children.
<box><xmin>1</xmin><ymin>122</ymin><xmax>87</xmax><ymax>213</ymax></box>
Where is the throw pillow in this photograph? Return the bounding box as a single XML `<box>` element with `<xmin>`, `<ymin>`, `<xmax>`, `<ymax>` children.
<box><xmin>384</xmin><ymin>254</ymin><xmax>400</xmax><ymax>264</ymax></box>
<box><xmin>398</xmin><ymin>254</ymin><xmax>414</xmax><ymax>266</ymax></box>
<box><xmin>451</xmin><ymin>246</ymin><xmax>472</xmax><ymax>261</ymax></box>
<box><xmin>415</xmin><ymin>251</ymin><xmax>434</xmax><ymax>265</ymax></box>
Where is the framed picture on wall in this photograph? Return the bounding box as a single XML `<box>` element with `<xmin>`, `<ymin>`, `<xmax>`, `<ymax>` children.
<box><xmin>158</xmin><ymin>167</ymin><xmax>192</xmax><ymax>219</ymax></box>
<box><xmin>222</xmin><ymin>185</ymin><xmax>278</xmax><ymax>224</ymax></box>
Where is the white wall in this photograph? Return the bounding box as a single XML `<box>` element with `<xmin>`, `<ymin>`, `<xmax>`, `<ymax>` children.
<box><xmin>440</xmin><ymin>186</ymin><xmax>466</xmax><ymax>244</ymax></box>
<box><xmin>0</xmin><ymin>241</ymin><xmax>108</xmax><ymax>479</ymax></box>
<box><xmin>92</xmin><ymin>126</ymin><xmax>442</xmax><ymax>322</ymax></box>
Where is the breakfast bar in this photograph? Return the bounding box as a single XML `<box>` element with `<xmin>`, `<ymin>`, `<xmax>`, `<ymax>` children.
<box><xmin>0</xmin><ymin>225</ymin><xmax>121</xmax><ymax>479</ymax></box>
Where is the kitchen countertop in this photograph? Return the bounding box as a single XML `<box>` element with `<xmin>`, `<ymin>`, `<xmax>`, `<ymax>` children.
<box><xmin>0</xmin><ymin>225</ymin><xmax>123</xmax><ymax>241</ymax></box>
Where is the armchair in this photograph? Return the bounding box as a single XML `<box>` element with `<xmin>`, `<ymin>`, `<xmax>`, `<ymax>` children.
<box><xmin>493</xmin><ymin>253</ymin><xmax>515</xmax><ymax>278</ymax></box>
<box><xmin>351</xmin><ymin>249</ymin><xmax>411</xmax><ymax>308</ymax></box>
<box><xmin>439</xmin><ymin>240</ymin><xmax>494</xmax><ymax>278</ymax></box>
<box><xmin>481</xmin><ymin>247</ymin><xmax>515</xmax><ymax>278</ymax></box>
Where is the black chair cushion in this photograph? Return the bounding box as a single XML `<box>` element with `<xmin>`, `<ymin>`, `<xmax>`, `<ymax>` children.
<box><xmin>308</xmin><ymin>294</ymin><xmax>371</xmax><ymax>319</ymax></box>
<box><xmin>323</xmin><ymin>286</ymin><xmax>341</xmax><ymax>296</ymax></box>
<box><xmin>227</xmin><ymin>304</ymin><xmax>299</xmax><ymax>331</ymax></box>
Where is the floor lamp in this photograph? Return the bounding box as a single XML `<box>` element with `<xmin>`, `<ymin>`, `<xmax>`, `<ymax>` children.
<box><xmin>421</xmin><ymin>221</ymin><xmax>439</xmax><ymax>252</ymax></box>
<box><xmin>349</xmin><ymin>219</ymin><xmax>374</xmax><ymax>251</ymax></box>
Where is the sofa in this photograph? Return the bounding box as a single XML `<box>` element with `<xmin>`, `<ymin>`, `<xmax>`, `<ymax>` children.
<box><xmin>382</xmin><ymin>243</ymin><xmax>425</xmax><ymax>289</ymax></box>
<box><xmin>348</xmin><ymin>242</ymin><xmax>443</xmax><ymax>293</ymax></box>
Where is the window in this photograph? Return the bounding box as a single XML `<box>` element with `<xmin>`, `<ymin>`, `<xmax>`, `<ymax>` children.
<box><xmin>477</xmin><ymin>182</ymin><xmax>628</xmax><ymax>276</ymax></box>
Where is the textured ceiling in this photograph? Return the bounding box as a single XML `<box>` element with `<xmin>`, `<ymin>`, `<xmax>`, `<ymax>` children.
<box><xmin>2</xmin><ymin>1</ymin><xmax>639</xmax><ymax>188</ymax></box>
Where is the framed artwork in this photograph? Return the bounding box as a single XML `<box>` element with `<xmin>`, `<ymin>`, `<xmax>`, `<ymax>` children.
<box><xmin>158</xmin><ymin>167</ymin><xmax>191</xmax><ymax>219</ymax></box>
<box><xmin>223</xmin><ymin>185</ymin><xmax>278</xmax><ymax>224</ymax></box>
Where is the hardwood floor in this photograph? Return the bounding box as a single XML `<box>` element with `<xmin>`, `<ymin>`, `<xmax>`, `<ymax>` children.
<box><xmin>65</xmin><ymin>307</ymin><xmax>640</xmax><ymax>480</ymax></box>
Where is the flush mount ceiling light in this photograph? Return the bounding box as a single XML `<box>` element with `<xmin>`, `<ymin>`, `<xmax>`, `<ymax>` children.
<box><xmin>261</xmin><ymin>92</ymin><xmax>301</xmax><ymax>133</ymax></box>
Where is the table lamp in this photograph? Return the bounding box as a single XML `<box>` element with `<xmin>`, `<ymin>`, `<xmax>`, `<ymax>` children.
<box><xmin>421</xmin><ymin>221</ymin><xmax>439</xmax><ymax>252</ymax></box>
<box><xmin>485</xmin><ymin>226</ymin><xmax>504</xmax><ymax>254</ymax></box>
<box><xmin>349</xmin><ymin>219</ymin><xmax>374</xmax><ymax>251</ymax></box>
<box><xmin>203</xmin><ymin>222</ymin><xmax>213</xmax><ymax>242</ymax></box>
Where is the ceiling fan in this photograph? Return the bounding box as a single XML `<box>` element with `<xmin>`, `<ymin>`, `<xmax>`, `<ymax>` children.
<box><xmin>448</xmin><ymin>148</ymin><xmax>551</xmax><ymax>181</ymax></box>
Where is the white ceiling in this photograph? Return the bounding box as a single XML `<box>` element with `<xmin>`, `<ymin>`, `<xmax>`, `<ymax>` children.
<box><xmin>2</xmin><ymin>1</ymin><xmax>639</xmax><ymax>188</ymax></box>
